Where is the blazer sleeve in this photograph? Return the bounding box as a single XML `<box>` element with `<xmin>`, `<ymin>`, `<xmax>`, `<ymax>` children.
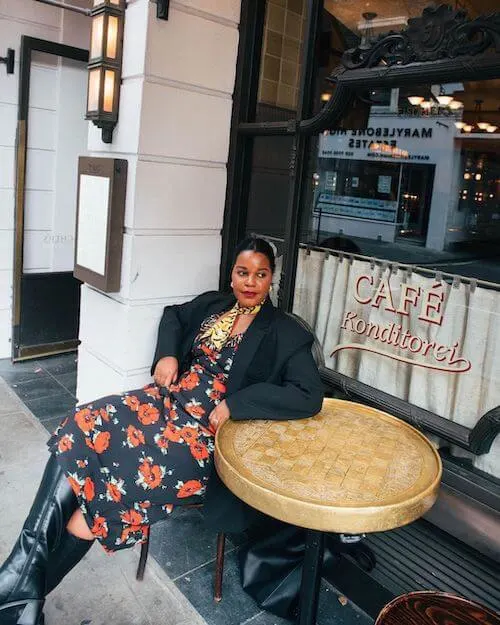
<box><xmin>225</xmin><ymin>344</ymin><xmax>324</xmax><ymax>421</ymax></box>
<box><xmin>151</xmin><ymin>291</ymin><xmax>219</xmax><ymax>375</ymax></box>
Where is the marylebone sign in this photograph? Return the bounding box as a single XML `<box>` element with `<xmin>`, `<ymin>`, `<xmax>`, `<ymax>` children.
<box><xmin>319</xmin><ymin>116</ymin><xmax>452</xmax><ymax>163</ymax></box>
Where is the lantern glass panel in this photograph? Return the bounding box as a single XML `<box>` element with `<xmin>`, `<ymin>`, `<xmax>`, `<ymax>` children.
<box><xmin>90</xmin><ymin>14</ymin><xmax>104</xmax><ymax>60</ymax></box>
<box><xmin>103</xmin><ymin>69</ymin><xmax>116</xmax><ymax>113</ymax></box>
<box><xmin>106</xmin><ymin>16</ymin><xmax>119</xmax><ymax>59</ymax></box>
<box><xmin>88</xmin><ymin>67</ymin><xmax>101</xmax><ymax>112</ymax></box>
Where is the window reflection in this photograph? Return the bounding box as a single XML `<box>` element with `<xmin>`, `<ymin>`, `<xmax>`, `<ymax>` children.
<box><xmin>303</xmin><ymin>79</ymin><xmax>500</xmax><ymax>276</ymax></box>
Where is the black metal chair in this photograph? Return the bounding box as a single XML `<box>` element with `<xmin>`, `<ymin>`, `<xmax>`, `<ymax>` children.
<box><xmin>136</xmin><ymin>504</ymin><xmax>227</xmax><ymax>602</ymax></box>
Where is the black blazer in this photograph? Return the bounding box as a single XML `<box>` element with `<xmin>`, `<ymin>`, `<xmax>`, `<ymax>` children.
<box><xmin>152</xmin><ymin>291</ymin><xmax>324</xmax><ymax>532</ymax></box>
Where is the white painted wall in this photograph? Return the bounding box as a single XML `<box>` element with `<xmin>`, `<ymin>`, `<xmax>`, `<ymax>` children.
<box><xmin>0</xmin><ymin>0</ymin><xmax>90</xmax><ymax>357</ymax></box>
<box><xmin>76</xmin><ymin>0</ymin><xmax>241</xmax><ymax>402</ymax></box>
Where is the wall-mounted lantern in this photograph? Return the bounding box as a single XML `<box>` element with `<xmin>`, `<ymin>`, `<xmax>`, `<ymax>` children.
<box><xmin>86</xmin><ymin>0</ymin><xmax>125</xmax><ymax>143</ymax></box>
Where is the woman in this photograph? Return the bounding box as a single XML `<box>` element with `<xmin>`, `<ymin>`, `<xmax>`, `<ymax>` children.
<box><xmin>0</xmin><ymin>237</ymin><xmax>324</xmax><ymax>625</ymax></box>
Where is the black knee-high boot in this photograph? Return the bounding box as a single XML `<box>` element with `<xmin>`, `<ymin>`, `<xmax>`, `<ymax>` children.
<box><xmin>0</xmin><ymin>455</ymin><xmax>78</xmax><ymax>625</ymax></box>
<box><xmin>45</xmin><ymin>530</ymin><xmax>93</xmax><ymax>595</ymax></box>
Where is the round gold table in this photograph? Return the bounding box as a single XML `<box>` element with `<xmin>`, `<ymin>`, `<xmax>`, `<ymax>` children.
<box><xmin>215</xmin><ymin>399</ymin><xmax>442</xmax><ymax>625</ymax></box>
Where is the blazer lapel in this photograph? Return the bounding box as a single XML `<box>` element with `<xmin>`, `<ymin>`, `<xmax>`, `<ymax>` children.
<box><xmin>227</xmin><ymin>298</ymin><xmax>274</xmax><ymax>394</ymax></box>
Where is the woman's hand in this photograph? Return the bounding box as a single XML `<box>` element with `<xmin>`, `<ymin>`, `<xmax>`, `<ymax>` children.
<box><xmin>153</xmin><ymin>356</ymin><xmax>179</xmax><ymax>387</ymax></box>
<box><xmin>208</xmin><ymin>400</ymin><xmax>230</xmax><ymax>433</ymax></box>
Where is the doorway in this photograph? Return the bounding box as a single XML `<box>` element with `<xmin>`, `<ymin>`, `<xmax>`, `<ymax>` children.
<box><xmin>396</xmin><ymin>163</ymin><xmax>435</xmax><ymax>244</ymax></box>
<box><xmin>13</xmin><ymin>37</ymin><xmax>88</xmax><ymax>361</ymax></box>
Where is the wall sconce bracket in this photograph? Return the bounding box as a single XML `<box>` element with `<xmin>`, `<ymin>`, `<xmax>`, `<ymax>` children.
<box><xmin>157</xmin><ymin>0</ymin><xmax>170</xmax><ymax>20</ymax></box>
<box><xmin>0</xmin><ymin>48</ymin><xmax>15</xmax><ymax>74</ymax></box>
<box><xmin>90</xmin><ymin>119</ymin><xmax>116</xmax><ymax>144</ymax></box>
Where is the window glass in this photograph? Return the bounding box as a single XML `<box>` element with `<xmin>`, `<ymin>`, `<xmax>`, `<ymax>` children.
<box><xmin>291</xmin><ymin>77</ymin><xmax>500</xmax><ymax>480</ymax></box>
<box><xmin>255</xmin><ymin>0</ymin><xmax>307</xmax><ymax>122</ymax></box>
<box><xmin>245</xmin><ymin>135</ymin><xmax>294</xmax><ymax>241</ymax></box>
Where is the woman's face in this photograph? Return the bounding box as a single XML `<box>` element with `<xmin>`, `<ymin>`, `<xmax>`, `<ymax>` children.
<box><xmin>231</xmin><ymin>251</ymin><xmax>273</xmax><ymax>308</ymax></box>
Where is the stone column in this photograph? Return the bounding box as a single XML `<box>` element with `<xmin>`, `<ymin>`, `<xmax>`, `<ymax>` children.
<box><xmin>77</xmin><ymin>0</ymin><xmax>240</xmax><ymax>402</ymax></box>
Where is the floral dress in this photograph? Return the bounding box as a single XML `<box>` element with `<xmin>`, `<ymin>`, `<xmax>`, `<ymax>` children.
<box><xmin>47</xmin><ymin>315</ymin><xmax>242</xmax><ymax>552</ymax></box>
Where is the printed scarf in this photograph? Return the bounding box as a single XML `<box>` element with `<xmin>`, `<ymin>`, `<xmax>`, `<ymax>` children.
<box><xmin>199</xmin><ymin>301</ymin><xmax>262</xmax><ymax>351</ymax></box>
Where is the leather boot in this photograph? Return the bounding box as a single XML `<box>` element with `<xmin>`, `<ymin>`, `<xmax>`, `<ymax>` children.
<box><xmin>45</xmin><ymin>530</ymin><xmax>93</xmax><ymax>595</ymax></box>
<box><xmin>0</xmin><ymin>455</ymin><xmax>78</xmax><ymax>625</ymax></box>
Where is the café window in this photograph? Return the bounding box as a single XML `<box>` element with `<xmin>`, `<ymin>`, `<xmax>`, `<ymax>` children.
<box><xmin>225</xmin><ymin>0</ymin><xmax>500</xmax><ymax>484</ymax></box>
<box><xmin>293</xmin><ymin>78</ymin><xmax>500</xmax><ymax>480</ymax></box>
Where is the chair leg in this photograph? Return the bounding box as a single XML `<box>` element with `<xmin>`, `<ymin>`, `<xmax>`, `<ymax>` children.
<box><xmin>136</xmin><ymin>535</ymin><xmax>150</xmax><ymax>581</ymax></box>
<box><xmin>213</xmin><ymin>532</ymin><xmax>226</xmax><ymax>602</ymax></box>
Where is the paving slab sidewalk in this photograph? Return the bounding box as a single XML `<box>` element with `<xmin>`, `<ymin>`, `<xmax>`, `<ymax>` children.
<box><xmin>0</xmin><ymin>377</ymin><xmax>207</xmax><ymax>625</ymax></box>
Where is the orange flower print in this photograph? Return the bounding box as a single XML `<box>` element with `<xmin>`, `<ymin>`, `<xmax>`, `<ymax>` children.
<box><xmin>136</xmin><ymin>457</ymin><xmax>166</xmax><ymax>490</ymax></box>
<box><xmin>74</xmin><ymin>408</ymin><xmax>95</xmax><ymax>434</ymax></box>
<box><xmin>185</xmin><ymin>399</ymin><xmax>205</xmax><ymax>420</ymax></box>
<box><xmin>123</xmin><ymin>395</ymin><xmax>140</xmax><ymax>412</ymax></box>
<box><xmin>57</xmin><ymin>433</ymin><xmax>74</xmax><ymax>453</ymax></box>
<box><xmin>181</xmin><ymin>425</ymin><xmax>199</xmax><ymax>445</ymax></box>
<box><xmin>143</xmin><ymin>384</ymin><xmax>161</xmax><ymax>400</ymax></box>
<box><xmin>91</xmin><ymin>514</ymin><xmax>108</xmax><ymax>539</ymax></box>
<box><xmin>200</xmin><ymin>343</ymin><xmax>218</xmax><ymax>363</ymax></box>
<box><xmin>163</xmin><ymin>421</ymin><xmax>182</xmax><ymax>442</ymax></box>
<box><xmin>94</xmin><ymin>431</ymin><xmax>111</xmax><ymax>454</ymax></box>
<box><xmin>179</xmin><ymin>371</ymin><xmax>200</xmax><ymax>391</ymax></box>
<box><xmin>206</xmin><ymin>388</ymin><xmax>219</xmax><ymax>402</ymax></box>
<box><xmin>66</xmin><ymin>472</ymin><xmax>83</xmax><ymax>496</ymax></box>
<box><xmin>213</xmin><ymin>377</ymin><xmax>226</xmax><ymax>393</ymax></box>
<box><xmin>76</xmin><ymin>459</ymin><xmax>88</xmax><ymax>469</ymax></box>
<box><xmin>92</xmin><ymin>406</ymin><xmax>112</xmax><ymax>423</ymax></box>
<box><xmin>120</xmin><ymin>508</ymin><xmax>144</xmax><ymax>526</ymax></box>
<box><xmin>105</xmin><ymin>476</ymin><xmax>126</xmax><ymax>502</ymax></box>
<box><xmin>190</xmin><ymin>441</ymin><xmax>209</xmax><ymax>464</ymax></box>
<box><xmin>137</xmin><ymin>403</ymin><xmax>160</xmax><ymax>426</ymax></box>
<box><xmin>125</xmin><ymin>424</ymin><xmax>145</xmax><ymax>448</ymax></box>
<box><xmin>120</xmin><ymin>524</ymin><xmax>148</xmax><ymax>545</ymax></box>
<box><xmin>83</xmin><ymin>477</ymin><xmax>95</xmax><ymax>502</ymax></box>
<box><xmin>138</xmin><ymin>500</ymin><xmax>151</xmax><ymax>510</ymax></box>
<box><xmin>154</xmin><ymin>431</ymin><xmax>169</xmax><ymax>454</ymax></box>
<box><xmin>176</xmin><ymin>479</ymin><xmax>204</xmax><ymax>499</ymax></box>
<box><xmin>169</xmin><ymin>403</ymin><xmax>179</xmax><ymax>421</ymax></box>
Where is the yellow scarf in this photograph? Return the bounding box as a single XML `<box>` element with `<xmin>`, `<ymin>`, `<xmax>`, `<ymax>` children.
<box><xmin>199</xmin><ymin>302</ymin><xmax>262</xmax><ymax>351</ymax></box>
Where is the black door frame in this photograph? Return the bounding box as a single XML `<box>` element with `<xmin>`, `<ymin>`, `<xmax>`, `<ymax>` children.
<box><xmin>12</xmin><ymin>36</ymin><xmax>88</xmax><ymax>361</ymax></box>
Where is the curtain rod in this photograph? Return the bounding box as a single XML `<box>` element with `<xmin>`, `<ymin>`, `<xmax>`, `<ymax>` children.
<box><xmin>34</xmin><ymin>0</ymin><xmax>91</xmax><ymax>16</ymax></box>
<box><xmin>254</xmin><ymin>233</ymin><xmax>500</xmax><ymax>292</ymax></box>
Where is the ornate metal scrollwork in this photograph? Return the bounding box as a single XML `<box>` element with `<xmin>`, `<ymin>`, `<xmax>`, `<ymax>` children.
<box><xmin>342</xmin><ymin>4</ymin><xmax>500</xmax><ymax>70</ymax></box>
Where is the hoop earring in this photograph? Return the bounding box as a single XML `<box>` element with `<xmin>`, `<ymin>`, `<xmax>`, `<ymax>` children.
<box><xmin>230</xmin><ymin>281</ymin><xmax>234</xmax><ymax>288</ymax></box>
<box><xmin>269</xmin><ymin>285</ymin><xmax>273</xmax><ymax>292</ymax></box>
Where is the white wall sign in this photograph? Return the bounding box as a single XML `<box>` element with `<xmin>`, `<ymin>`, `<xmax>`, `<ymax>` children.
<box><xmin>76</xmin><ymin>174</ymin><xmax>110</xmax><ymax>276</ymax></box>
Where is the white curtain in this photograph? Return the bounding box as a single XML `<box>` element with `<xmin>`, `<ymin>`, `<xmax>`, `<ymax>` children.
<box><xmin>292</xmin><ymin>250</ymin><xmax>500</xmax><ymax>479</ymax></box>
<box><xmin>357</xmin><ymin>266</ymin><xmax>410</xmax><ymax>399</ymax></box>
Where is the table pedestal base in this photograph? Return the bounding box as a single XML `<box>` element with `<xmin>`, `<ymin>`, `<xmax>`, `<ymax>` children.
<box><xmin>298</xmin><ymin>530</ymin><xmax>325</xmax><ymax>625</ymax></box>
